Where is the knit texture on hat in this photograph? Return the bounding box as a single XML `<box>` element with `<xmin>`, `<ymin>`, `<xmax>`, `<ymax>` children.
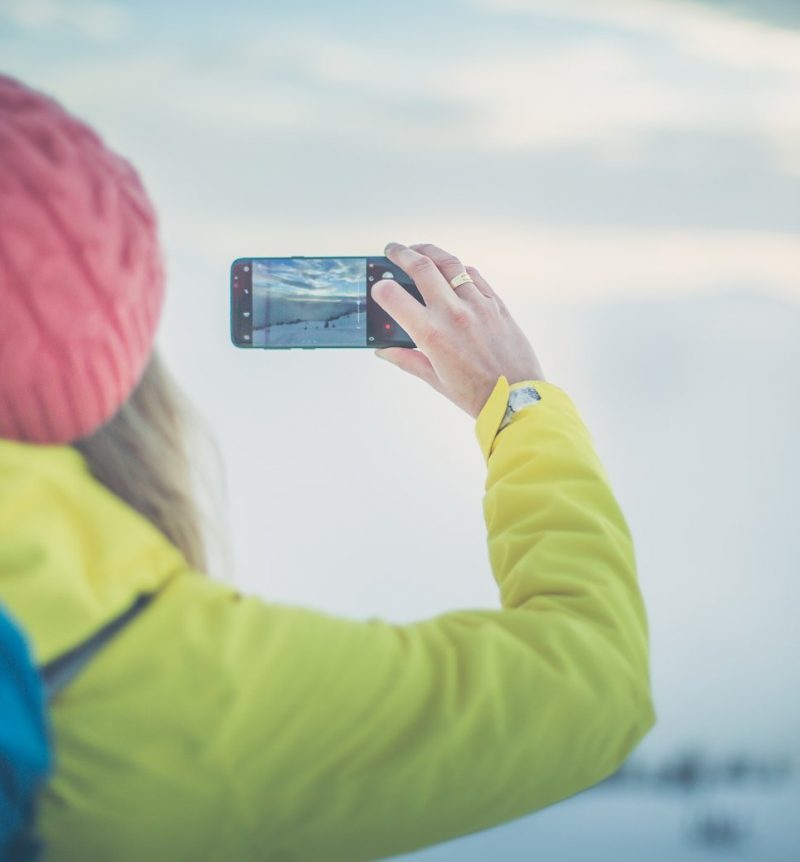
<box><xmin>0</xmin><ymin>74</ymin><xmax>164</xmax><ymax>443</ymax></box>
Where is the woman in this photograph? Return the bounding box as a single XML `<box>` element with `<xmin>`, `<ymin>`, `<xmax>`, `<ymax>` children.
<box><xmin>0</xmin><ymin>74</ymin><xmax>655</xmax><ymax>861</ymax></box>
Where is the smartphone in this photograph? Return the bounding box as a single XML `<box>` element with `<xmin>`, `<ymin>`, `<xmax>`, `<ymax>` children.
<box><xmin>230</xmin><ymin>256</ymin><xmax>423</xmax><ymax>349</ymax></box>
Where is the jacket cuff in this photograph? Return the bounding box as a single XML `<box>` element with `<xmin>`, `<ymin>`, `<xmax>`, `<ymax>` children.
<box><xmin>475</xmin><ymin>376</ymin><xmax>552</xmax><ymax>464</ymax></box>
<box><xmin>475</xmin><ymin>376</ymin><xmax>511</xmax><ymax>464</ymax></box>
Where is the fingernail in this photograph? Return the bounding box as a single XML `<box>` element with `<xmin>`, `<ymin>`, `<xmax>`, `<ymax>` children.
<box><xmin>384</xmin><ymin>241</ymin><xmax>400</xmax><ymax>253</ymax></box>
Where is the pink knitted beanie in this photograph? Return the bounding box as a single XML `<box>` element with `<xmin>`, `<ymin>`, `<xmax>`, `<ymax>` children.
<box><xmin>0</xmin><ymin>74</ymin><xmax>164</xmax><ymax>444</ymax></box>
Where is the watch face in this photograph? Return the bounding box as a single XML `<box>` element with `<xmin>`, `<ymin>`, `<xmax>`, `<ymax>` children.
<box><xmin>509</xmin><ymin>386</ymin><xmax>541</xmax><ymax>411</ymax></box>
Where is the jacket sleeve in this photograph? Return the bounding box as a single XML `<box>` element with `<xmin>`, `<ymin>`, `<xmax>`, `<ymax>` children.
<box><xmin>181</xmin><ymin>377</ymin><xmax>656</xmax><ymax>860</ymax></box>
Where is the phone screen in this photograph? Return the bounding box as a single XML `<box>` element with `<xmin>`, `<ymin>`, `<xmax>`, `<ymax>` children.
<box><xmin>230</xmin><ymin>256</ymin><xmax>422</xmax><ymax>349</ymax></box>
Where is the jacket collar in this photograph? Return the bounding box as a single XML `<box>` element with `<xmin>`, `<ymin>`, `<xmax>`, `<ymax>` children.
<box><xmin>0</xmin><ymin>438</ymin><xmax>188</xmax><ymax>663</ymax></box>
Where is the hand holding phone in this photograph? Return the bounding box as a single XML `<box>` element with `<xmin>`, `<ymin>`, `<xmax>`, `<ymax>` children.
<box><xmin>372</xmin><ymin>242</ymin><xmax>544</xmax><ymax>419</ymax></box>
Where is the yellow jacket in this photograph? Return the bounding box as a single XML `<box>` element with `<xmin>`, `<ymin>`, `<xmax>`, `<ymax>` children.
<box><xmin>0</xmin><ymin>377</ymin><xmax>655</xmax><ymax>861</ymax></box>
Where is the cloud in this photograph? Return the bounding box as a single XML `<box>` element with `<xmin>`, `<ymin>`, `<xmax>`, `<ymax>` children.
<box><xmin>0</xmin><ymin>0</ymin><xmax>130</xmax><ymax>41</ymax></box>
<box><xmin>3</xmin><ymin>3</ymin><xmax>799</xmax><ymax>176</ymax></box>
<box><xmin>237</xmin><ymin>15</ymin><xmax>800</xmax><ymax>164</ymax></box>
<box><xmin>2</xmin><ymin>1</ymin><xmax>798</xmax><ymax>255</ymax></box>
<box><xmin>476</xmin><ymin>0</ymin><xmax>800</xmax><ymax>72</ymax></box>
<box><xmin>472</xmin><ymin>0</ymin><xmax>800</xmax><ymax>171</ymax></box>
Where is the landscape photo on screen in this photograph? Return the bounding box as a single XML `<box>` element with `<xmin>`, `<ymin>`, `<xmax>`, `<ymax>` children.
<box><xmin>251</xmin><ymin>258</ymin><xmax>367</xmax><ymax>347</ymax></box>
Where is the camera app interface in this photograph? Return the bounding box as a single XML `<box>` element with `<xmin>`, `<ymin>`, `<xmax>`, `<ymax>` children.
<box><xmin>247</xmin><ymin>257</ymin><xmax>419</xmax><ymax>348</ymax></box>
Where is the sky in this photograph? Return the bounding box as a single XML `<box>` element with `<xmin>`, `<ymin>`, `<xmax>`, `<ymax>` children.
<box><xmin>1</xmin><ymin>0</ymin><xmax>798</xmax><ymax>858</ymax></box>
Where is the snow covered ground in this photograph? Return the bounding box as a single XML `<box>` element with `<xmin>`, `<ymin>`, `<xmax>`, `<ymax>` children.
<box><xmin>254</xmin><ymin>309</ymin><xmax>366</xmax><ymax>348</ymax></box>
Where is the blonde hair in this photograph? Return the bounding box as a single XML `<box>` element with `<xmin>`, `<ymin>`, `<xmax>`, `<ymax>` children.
<box><xmin>72</xmin><ymin>351</ymin><xmax>225</xmax><ymax>575</ymax></box>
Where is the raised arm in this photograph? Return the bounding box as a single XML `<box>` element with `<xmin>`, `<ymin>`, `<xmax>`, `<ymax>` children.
<box><xmin>176</xmin><ymin>243</ymin><xmax>654</xmax><ymax>859</ymax></box>
<box><xmin>39</xmin><ymin>242</ymin><xmax>652</xmax><ymax>859</ymax></box>
<box><xmin>167</xmin><ymin>369</ymin><xmax>654</xmax><ymax>860</ymax></box>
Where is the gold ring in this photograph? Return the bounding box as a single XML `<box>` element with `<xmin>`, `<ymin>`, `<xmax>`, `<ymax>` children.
<box><xmin>450</xmin><ymin>271</ymin><xmax>474</xmax><ymax>289</ymax></box>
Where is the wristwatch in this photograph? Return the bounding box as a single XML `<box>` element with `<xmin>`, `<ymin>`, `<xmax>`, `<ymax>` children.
<box><xmin>498</xmin><ymin>384</ymin><xmax>542</xmax><ymax>432</ymax></box>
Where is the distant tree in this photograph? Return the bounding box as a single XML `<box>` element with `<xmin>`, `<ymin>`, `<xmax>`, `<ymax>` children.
<box><xmin>686</xmin><ymin>809</ymin><xmax>749</xmax><ymax>850</ymax></box>
<box><xmin>597</xmin><ymin>749</ymin><xmax>794</xmax><ymax>793</ymax></box>
<box><xmin>657</xmin><ymin>750</ymin><xmax>705</xmax><ymax>793</ymax></box>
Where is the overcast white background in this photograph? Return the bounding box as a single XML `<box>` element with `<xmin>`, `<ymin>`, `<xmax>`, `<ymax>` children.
<box><xmin>2</xmin><ymin>0</ymin><xmax>798</xmax><ymax>858</ymax></box>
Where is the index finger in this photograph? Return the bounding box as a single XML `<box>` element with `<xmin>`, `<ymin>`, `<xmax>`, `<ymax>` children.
<box><xmin>384</xmin><ymin>243</ymin><xmax>459</xmax><ymax>309</ymax></box>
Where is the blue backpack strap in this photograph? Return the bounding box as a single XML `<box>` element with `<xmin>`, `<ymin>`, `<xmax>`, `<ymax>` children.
<box><xmin>0</xmin><ymin>607</ymin><xmax>51</xmax><ymax>862</ymax></box>
<box><xmin>40</xmin><ymin>594</ymin><xmax>154</xmax><ymax>703</ymax></box>
<box><xmin>0</xmin><ymin>593</ymin><xmax>155</xmax><ymax>860</ymax></box>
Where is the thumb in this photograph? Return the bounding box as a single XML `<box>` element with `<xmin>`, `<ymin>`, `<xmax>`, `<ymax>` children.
<box><xmin>375</xmin><ymin>347</ymin><xmax>439</xmax><ymax>388</ymax></box>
